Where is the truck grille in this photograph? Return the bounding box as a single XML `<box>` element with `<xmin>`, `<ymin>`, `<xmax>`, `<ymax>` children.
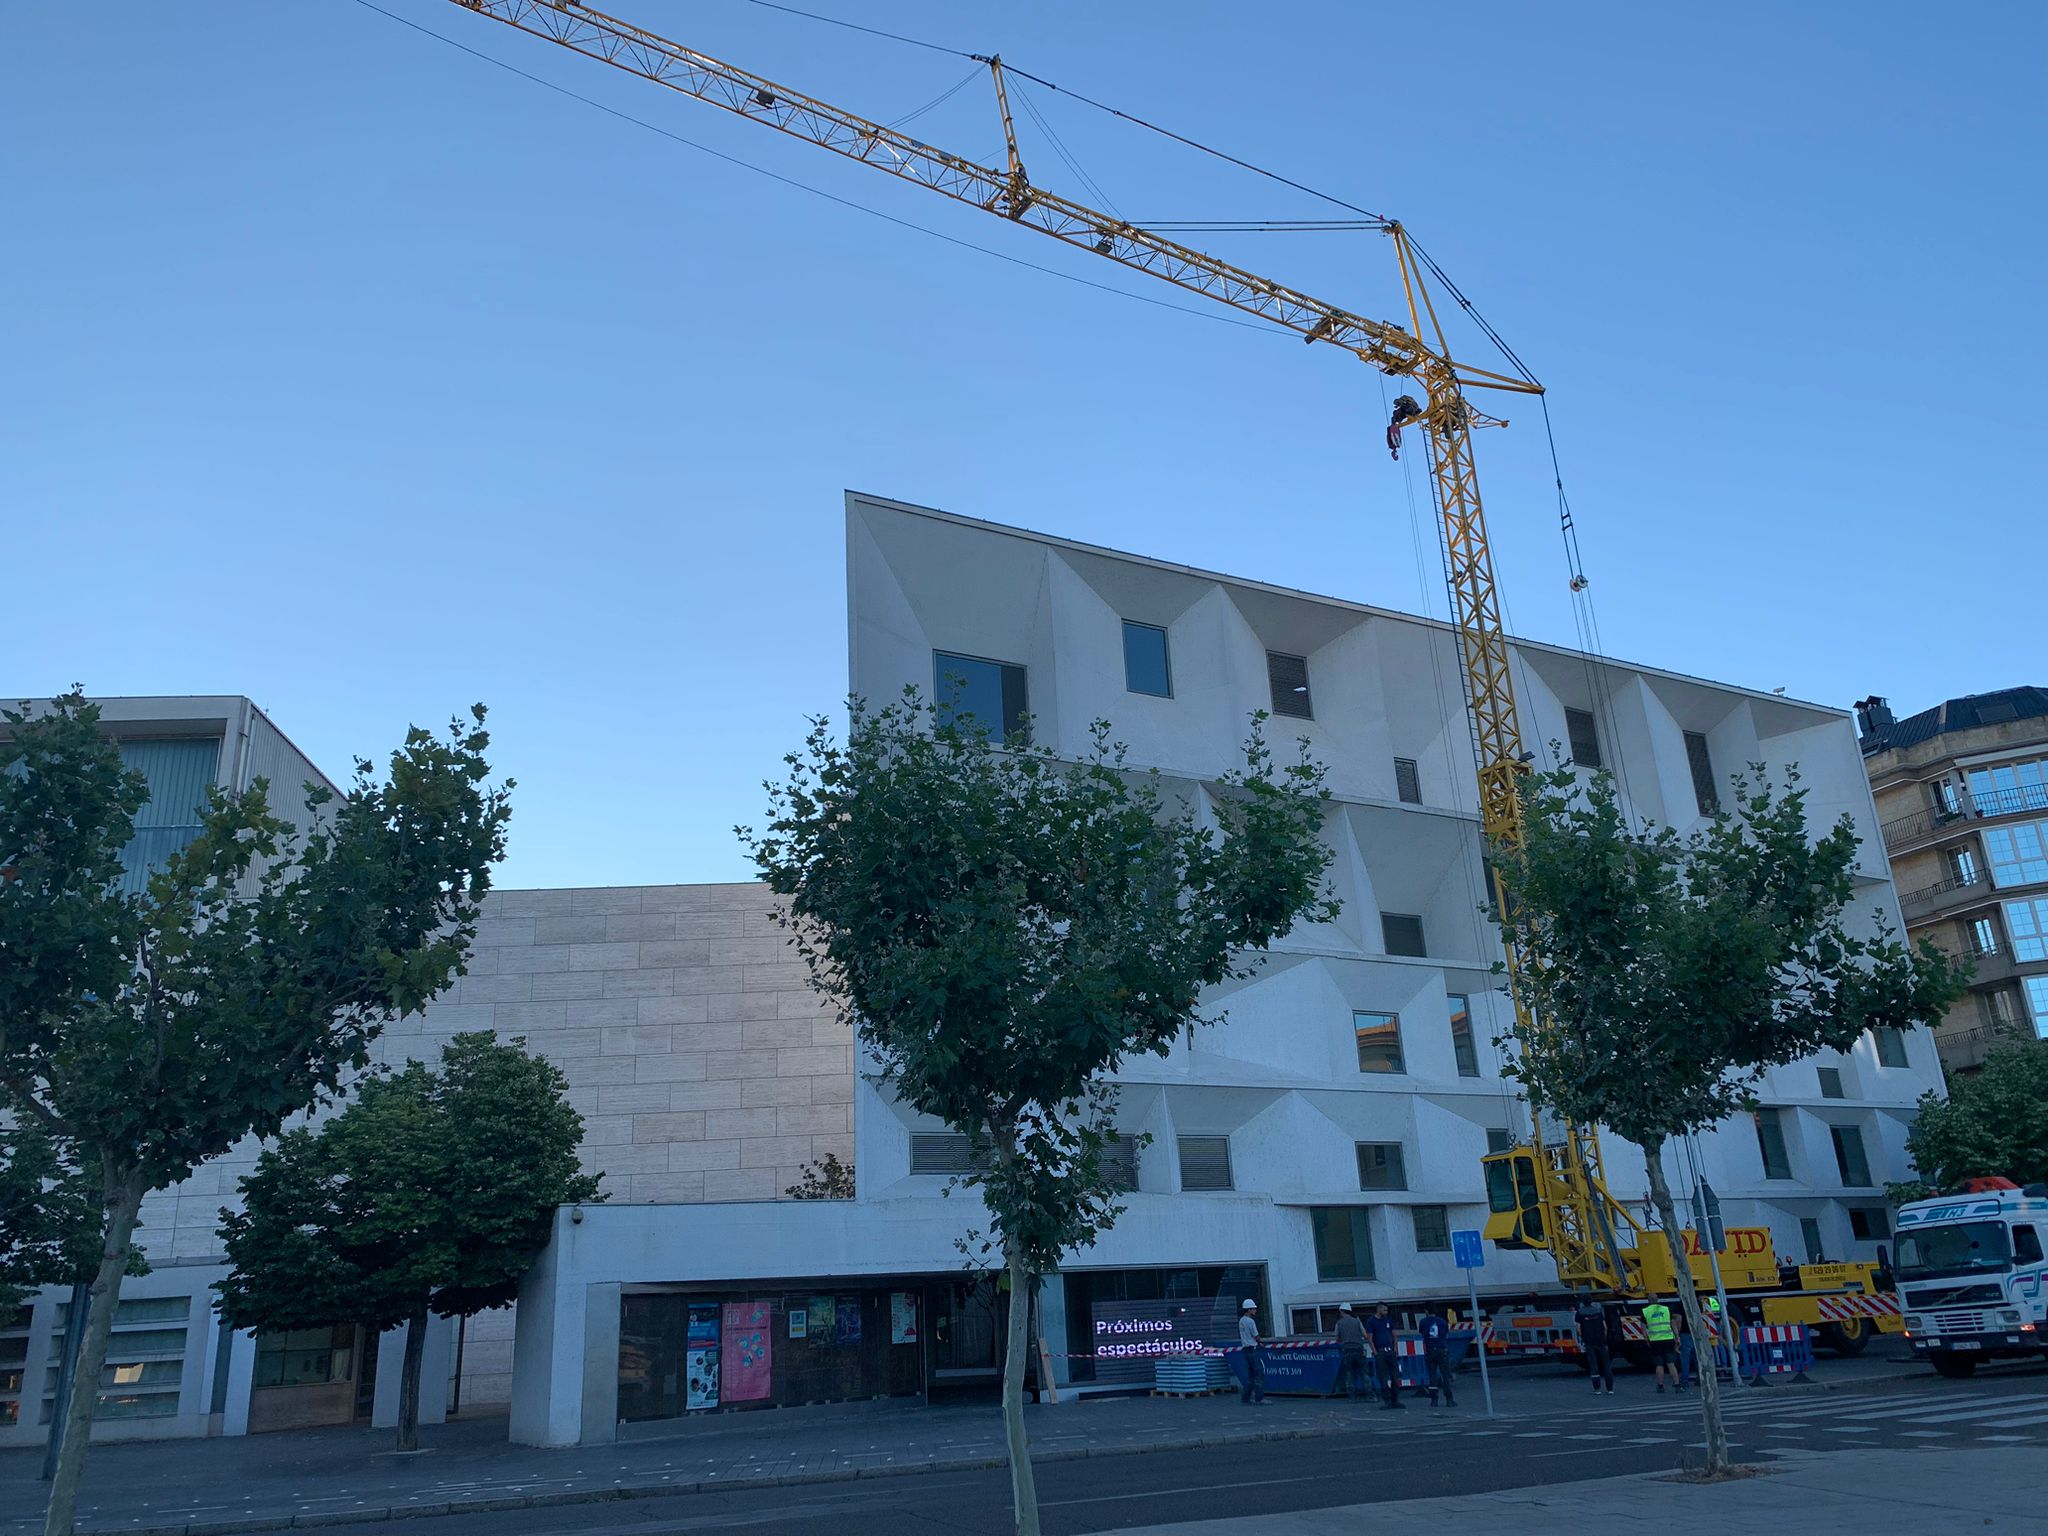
<box><xmin>1907</xmin><ymin>1284</ymin><xmax>2003</xmax><ymax>1308</ymax></box>
<box><xmin>1930</xmin><ymin>1311</ymin><xmax>1989</xmax><ymax>1334</ymax></box>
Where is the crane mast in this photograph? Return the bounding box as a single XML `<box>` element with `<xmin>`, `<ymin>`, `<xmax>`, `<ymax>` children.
<box><xmin>446</xmin><ymin>0</ymin><xmax>1635</xmax><ymax>1291</ymax></box>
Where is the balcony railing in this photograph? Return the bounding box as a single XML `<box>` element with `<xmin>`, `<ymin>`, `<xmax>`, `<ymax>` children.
<box><xmin>1936</xmin><ymin>1018</ymin><xmax>2039</xmax><ymax>1073</ymax></box>
<box><xmin>1899</xmin><ymin>868</ymin><xmax>1995</xmax><ymax>914</ymax></box>
<box><xmin>1883</xmin><ymin>784</ymin><xmax>2048</xmax><ymax>850</ymax></box>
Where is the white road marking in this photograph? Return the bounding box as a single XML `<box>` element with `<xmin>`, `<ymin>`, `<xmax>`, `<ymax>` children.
<box><xmin>1044</xmin><ymin>1474</ymin><xmax>1329</xmax><ymax>1509</ymax></box>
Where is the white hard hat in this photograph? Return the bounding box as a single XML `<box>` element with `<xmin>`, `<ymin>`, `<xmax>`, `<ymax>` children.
<box><xmin>1242</xmin><ymin>1298</ymin><xmax>1257</xmax><ymax>1309</ymax></box>
<box><xmin>1338</xmin><ymin>1303</ymin><xmax>1354</xmax><ymax>1313</ymax></box>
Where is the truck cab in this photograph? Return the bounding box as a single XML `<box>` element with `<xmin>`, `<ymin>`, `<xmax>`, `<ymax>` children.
<box><xmin>1894</xmin><ymin>1183</ymin><xmax>2048</xmax><ymax>1377</ymax></box>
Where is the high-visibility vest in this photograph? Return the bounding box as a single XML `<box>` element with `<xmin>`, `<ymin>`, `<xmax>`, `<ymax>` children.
<box><xmin>1643</xmin><ymin>1303</ymin><xmax>1675</xmax><ymax>1342</ymax></box>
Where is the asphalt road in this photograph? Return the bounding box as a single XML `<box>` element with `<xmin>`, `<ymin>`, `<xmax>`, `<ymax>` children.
<box><xmin>354</xmin><ymin>1366</ymin><xmax>2048</xmax><ymax>1536</ymax></box>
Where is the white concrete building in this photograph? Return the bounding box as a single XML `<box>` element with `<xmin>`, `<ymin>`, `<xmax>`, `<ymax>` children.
<box><xmin>501</xmin><ymin>494</ymin><xmax>1946</xmax><ymax>1446</ymax></box>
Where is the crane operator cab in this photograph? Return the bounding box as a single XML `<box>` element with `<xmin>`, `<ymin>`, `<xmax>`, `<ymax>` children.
<box><xmin>1483</xmin><ymin>1146</ymin><xmax>1547</xmax><ymax>1250</ymax></box>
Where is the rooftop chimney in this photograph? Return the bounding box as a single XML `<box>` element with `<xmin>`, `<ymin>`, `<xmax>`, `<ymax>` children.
<box><xmin>1854</xmin><ymin>696</ymin><xmax>1896</xmax><ymax>750</ymax></box>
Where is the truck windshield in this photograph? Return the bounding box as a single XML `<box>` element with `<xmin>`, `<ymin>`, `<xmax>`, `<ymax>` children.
<box><xmin>1895</xmin><ymin>1221</ymin><xmax>2012</xmax><ymax>1279</ymax></box>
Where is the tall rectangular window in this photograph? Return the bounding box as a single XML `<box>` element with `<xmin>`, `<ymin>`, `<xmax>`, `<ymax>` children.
<box><xmin>1970</xmin><ymin>916</ymin><xmax>1999</xmax><ymax>956</ymax></box>
<box><xmin>1873</xmin><ymin>1026</ymin><xmax>1909</xmax><ymax>1068</ymax></box>
<box><xmin>1754</xmin><ymin>1108</ymin><xmax>1792</xmax><ymax>1180</ymax></box>
<box><xmin>1950</xmin><ymin>846</ymin><xmax>1981</xmax><ymax>885</ymax></box>
<box><xmin>1986</xmin><ymin>824</ymin><xmax>2048</xmax><ymax>888</ymax></box>
<box><xmin>933</xmin><ymin>652</ymin><xmax>1028</xmax><ymax>743</ymax></box>
<box><xmin>1381</xmin><ymin>913</ymin><xmax>1427</xmax><ymax>958</ymax></box>
<box><xmin>1849</xmin><ymin>1207</ymin><xmax>1890</xmax><ymax>1241</ymax></box>
<box><xmin>1564</xmin><ymin>707</ymin><xmax>1603</xmax><ymax>769</ymax></box>
<box><xmin>1448</xmin><ymin>994</ymin><xmax>1480</xmax><ymax>1078</ymax></box>
<box><xmin>1817</xmin><ymin>1066</ymin><xmax>1845</xmax><ymax>1100</ymax></box>
<box><xmin>1393</xmin><ymin>757</ymin><xmax>1422</xmax><ymax>805</ymax></box>
<box><xmin>1684</xmin><ymin>730</ymin><xmax>1718</xmax><ymax>816</ymax></box>
<box><xmin>1267</xmin><ymin>651</ymin><xmax>1313</xmax><ymax>719</ymax></box>
<box><xmin>1356</xmin><ymin>1142</ymin><xmax>1408</xmax><ymax>1191</ymax></box>
<box><xmin>1831</xmin><ymin>1124</ymin><xmax>1873</xmax><ymax>1187</ymax></box>
<box><xmin>1121</xmin><ymin>621</ymin><xmax>1171</xmax><ymax>697</ymax></box>
<box><xmin>1411</xmin><ymin>1205</ymin><xmax>1451</xmax><ymax>1252</ymax></box>
<box><xmin>1800</xmin><ymin>1216</ymin><xmax>1825</xmax><ymax>1264</ymax></box>
<box><xmin>1354</xmin><ymin>1011</ymin><xmax>1405</xmax><ymax>1074</ymax></box>
<box><xmin>1177</xmin><ymin>1135</ymin><xmax>1234</xmax><ymax>1192</ymax></box>
<box><xmin>2008</xmin><ymin>897</ymin><xmax>2048</xmax><ymax>962</ymax></box>
<box><xmin>1935</xmin><ymin>779</ymin><xmax>1962</xmax><ymax>816</ymax></box>
<box><xmin>2026</xmin><ymin>975</ymin><xmax>2048</xmax><ymax>1032</ymax></box>
<box><xmin>1310</xmin><ymin>1207</ymin><xmax>1375</xmax><ymax>1281</ymax></box>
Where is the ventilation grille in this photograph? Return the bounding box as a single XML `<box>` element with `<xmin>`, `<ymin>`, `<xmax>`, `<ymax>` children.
<box><xmin>1267</xmin><ymin>651</ymin><xmax>1313</xmax><ymax>719</ymax></box>
<box><xmin>1394</xmin><ymin>757</ymin><xmax>1421</xmax><ymax>804</ymax></box>
<box><xmin>1178</xmin><ymin>1135</ymin><xmax>1234</xmax><ymax>1192</ymax></box>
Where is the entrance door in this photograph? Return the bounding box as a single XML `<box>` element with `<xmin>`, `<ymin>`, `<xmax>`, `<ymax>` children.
<box><xmin>931</xmin><ymin>1281</ymin><xmax>999</xmax><ymax>1382</ymax></box>
<box><xmin>354</xmin><ymin>1328</ymin><xmax>380</xmax><ymax>1422</ymax></box>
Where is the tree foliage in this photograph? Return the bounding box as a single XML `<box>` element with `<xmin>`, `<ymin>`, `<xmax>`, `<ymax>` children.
<box><xmin>743</xmin><ymin>694</ymin><xmax>1334</xmax><ymax>1535</ymax></box>
<box><xmin>0</xmin><ymin>1118</ymin><xmax>112</xmax><ymax>1315</ymax></box>
<box><xmin>1492</xmin><ymin>761</ymin><xmax>1967</xmax><ymax>1474</ymax></box>
<box><xmin>1495</xmin><ymin>765</ymin><xmax>1967</xmax><ymax>1144</ymax></box>
<box><xmin>1904</xmin><ymin>1041</ymin><xmax>2048</xmax><ymax>1192</ymax></box>
<box><xmin>785</xmin><ymin>1152</ymin><xmax>855</xmax><ymax>1200</ymax></box>
<box><xmin>1</xmin><ymin>691</ymin><xmax>511</xmax><ymax>1535</ymax></box>
<box><xmin>218</xmin><ymin>1033</ymin><xmax>601</xmax><ymax>1449</ymax></box>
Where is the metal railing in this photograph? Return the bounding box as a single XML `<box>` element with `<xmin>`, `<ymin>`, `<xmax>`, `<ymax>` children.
<box><xmin>1883</xmin><ymin>784</ymin><xmax>2048</xmax><ymax>849</ymax></box>
<box><xmin>1899</xmin><ymin>869</ymin><xmax>1994</xmax><ymax>913</ymax></box>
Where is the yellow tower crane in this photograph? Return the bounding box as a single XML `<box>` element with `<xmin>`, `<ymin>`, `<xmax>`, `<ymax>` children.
<box><xmin>445</xmin><ymin>0</ymin><xmax>1639</xmax><ymax>1293</ymax></box>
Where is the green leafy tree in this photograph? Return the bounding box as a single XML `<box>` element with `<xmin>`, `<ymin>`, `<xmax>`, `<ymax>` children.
<box><xmin>1903</xmin><ymin>1041</ymin><xmax>2048</xmax><ymax>1192</ymax></box>
<box><xmin>1491</xmin><ymin>763</ymin><xmax>1966</xmax><ymax>1476</ymax></box>
<box><xmin>0</xmin><ymin>693</ymin><xmax>510</xmax><ymax>1536</ymax></box>
<box><xmin>217</xmin><ymin>1033</ymin><xmax>601</xmax><ymax>1450</ymax></box>
<box><xmin>785</xmin><ymin>1152</ymin><xmax>855</xmax><ymax>1200</ymax></box>
<box><xmin>0</xmin><ymin>1118</ymin><xmax>111</xmax><ymax>1314</ymax></box>
<box><xmin>744</xmin><ymin>696</ymin><xmax>1334</xmax><ymax>1536</ymax></box>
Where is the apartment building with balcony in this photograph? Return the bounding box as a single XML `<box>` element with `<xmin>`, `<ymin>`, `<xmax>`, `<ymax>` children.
<box><xmin>1858</xmin><ymin>687</ymin><xmax>2048</xmax><ymax>1073</ymax></box>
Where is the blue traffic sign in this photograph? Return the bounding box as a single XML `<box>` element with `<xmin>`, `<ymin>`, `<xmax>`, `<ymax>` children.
<box><xmin>1452</xmin><ymin>1229</ymin><xmax>1485</xmax><ymax>1269</ymax></box>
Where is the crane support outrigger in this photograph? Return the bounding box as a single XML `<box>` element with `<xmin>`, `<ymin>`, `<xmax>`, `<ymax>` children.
<box><xmin>440</xmin><ymin>0</ymin><xmax>1893</xmax><ymax>1343</ymax></box>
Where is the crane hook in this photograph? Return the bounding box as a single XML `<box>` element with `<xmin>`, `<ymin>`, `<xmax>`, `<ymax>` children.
<box><xmin>1386</xmin><ymin>394</ymin><xmax>1424</xmax><ymax>460</ymax></box>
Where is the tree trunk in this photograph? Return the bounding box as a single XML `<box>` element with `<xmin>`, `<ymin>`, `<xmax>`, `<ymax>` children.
<box><xmin>1643</xmin><ymin>1139</ymin><xmax>1731</xmax><ymax>1475</ymax></box>
<box><xmin>1000</xmin><ymin>1236</ymin><xmax>1041</xmax><ymax>1536</ymax></box>
<box><xmin>396</xmin><ymin>1303</ymin><xmax>429</xmax><ymax>1453</ymax></box>
<box><xmin>43</xmin><ymin>1169</ymin><xmax>145</xmax><ymax>1536</ymax></box>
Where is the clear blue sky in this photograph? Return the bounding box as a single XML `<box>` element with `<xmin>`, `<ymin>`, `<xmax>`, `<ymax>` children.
<box><xmin>5</xmin><ymin>2</ymin><xmax>2040</xmax><ymax>887</ymax></box>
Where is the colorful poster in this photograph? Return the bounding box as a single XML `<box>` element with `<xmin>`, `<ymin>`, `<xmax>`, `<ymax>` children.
<box><xmin>687</xmin><ymin>1303</ymin><xmax>721</xmax><ymax>1349</ymax></box>
<box><xmin>721</xmin><ymin>1302</ymin><xmax>772</xmax><ymax>1402</ymax></box>
<box><xmin>686</xmin><ymin>1347</ymin><xmax>720</xmax><ymax>1409</ymax></box>
<box><xmin>890</xmin><ymin>1292</ymin><xmax>919</xmax><ymax>1345</ymax></box>
<box><xmin>807</xmin><ymin>1295</ymin><xmax>834</xmax><ymax>1337</ymax></box>
<box><xmin>834</xmin><ymin>1296</ymin><xmax>862</xmax><ymax>1346</ymax></box>
<box><xmin>788</xmin><ymin>1304</ymin><xmax>808</xmax><ymax>1340</ymax></box>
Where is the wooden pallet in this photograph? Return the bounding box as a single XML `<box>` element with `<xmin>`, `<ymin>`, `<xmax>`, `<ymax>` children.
<box><xmin>1150</xmin><ymin>1386</ymin><xmax>1224</xmax><ymax>1398</ymax></box>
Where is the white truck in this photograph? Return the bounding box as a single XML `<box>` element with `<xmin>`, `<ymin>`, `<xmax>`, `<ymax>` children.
<box><xmin>1894</xmin><ymin>1180</ymin><xmax>2048</xmax><ymax>1378</ymax></box>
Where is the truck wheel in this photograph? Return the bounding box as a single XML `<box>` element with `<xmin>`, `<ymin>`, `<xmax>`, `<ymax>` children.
<box><xmin>1819</xmin><ymin>1318</ymin><xmax>1871</xmax><ymax>1357</ymax></box>
<box><xmin>1932</xmin><ymin>1354</ymin><xmax>1978</xmax><ymax>1379</ymax></box>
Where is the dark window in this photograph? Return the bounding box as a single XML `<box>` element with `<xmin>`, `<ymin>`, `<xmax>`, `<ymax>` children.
<box><xmin>1356</xmin><ymin>1142</ymin><xmax>1407</xmax><ymax>1191</ymax></box>
<box><xmin>1486</xmin><ymin>1127</ymin><xmax>1514</xmax><ymax>1154</ymax></box>
<box><xmin>2017</xmin><ymin>1227</ymin><xmax>2046</xmax><ymax>1265</ymax></box>
<box><xmin>1122</xmin><ymin>621</ymin><xmax>1171</xmax><ymax>697</ymax></box>
<box><xmin>1873</xmin><ymin>1027</ymin><xmax>1908</xmax><ymax>1069</ymax></box>
<box><xmin>1755</xmin><ymin>1109</ymin><xmax>1792</xmax><ymax>1180</ymax></box>
<box><xmin>1310</xmin><ymin>1207</ymin><xmax>1375</xmax><ymax>1281</ymax></box>
<box><xmin>1267</xmin><ymin>651</ymin><xmax>1313</xmax><ymax>719</ymax></box>
<box><xmin>1799</xmin><ymin>1216</ymin><xmax>1825</xmax><ymax>1264</ymax></box>
<box><xmin>1102</xmin><ymin>1135</ymin><xmax>1139</xmax><ymax>1193</ymax></box>
<box><xmin>1177</xmin><ymin>1135</ymin><xmax>1234</xmax><ymax>1192</ymax></box>
<box><xmin>1354</xmin><ymin>1011</ymin><xmax>1405</xmax><ymax>1074</ymax></box>
<box><xmin>1935</xmin><ymin>780</ymin><xmax>1962</xmax><ymax>815</ymax></box>
<box><xmin>1848</xmin><ymin>1207</ymin><xmax>1889</xmax><ymax>1241</ymax></box>
<box><xmin>1411</xmin><ymin>1205</ymin><xmax>1451</xmax><ymax>1252</ymax></box>
<box><xmin>1831</xmin><ymin>1124</ymin><xmax>1873</xmax><ymax>1187</ymax></box>
<box><xmin>1394</xmin><ymin>757</ymin><xmax>1422</xmax><ymax>805</ymax></box>
<box><xmin>1564</xmin><ymin>707</ymin><xmax>1603</xmax><ymax>769</ymax></box>
<box><xmin>1381</xmin><ymin>913</ymin><xmax>1427</xmax><ymax>958</ymax></box>
<box><xmin>933</xmin><ymin>651</ymin><xmax>1028</xmax><ymax>743</ymax></box>
<box><xmin>253</xmin><ymin>1325</ymin><xmax>355</xmax><ymax>1389</ymax></box>
<box><xmin>1817</xmin><ymin>1066</ymin><xmax>1845</xmax><ymax>1100</ymax></box>
<box><xmin>910</xmin><ymin>1132</ymin><xmax>974</xmax><ymax>1175</ymax></box>
<box><xmin>1684</xmin><ymin>730</ymin><xmax>1718</xmax><ymax>816</ymax></box>
<box><xmin>1449</xmin><ymin>995</ymin><xmax>1480</xmax><ymax>1078</ymax></box>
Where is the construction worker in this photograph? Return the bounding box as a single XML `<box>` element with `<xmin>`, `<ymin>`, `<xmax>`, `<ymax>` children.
<box><xmin>1420</xmin><ymin>1302</ymin><xmax>1457</xmax><ymax>1407</ymax></box>
<box><xmin>1684</xmin><ymin>1294</ymin><xmax>1722</xmax><ymax>1387</ymax></box>
<box><xmin>1366</xmin><ymin>1303</ymin><xmax>1403</xmax><ymax>1410</ymax></box>
<box><xmin>1237</xmin><ymin>1298</ymin><xmax>1267</xmax><ymax>1405</ymax></box>
<box><xmin>1575</xmin><ymin>1299</ymin><xmax>1615</xmax><ymax>1395</ymax></box>
<box><xmin>1642</xmin><ymin>1300</ymin><xmax>1681</xmax><ymax>1393</ymax></box>
<box><xmin>1334</xmin><ymin>1303</ymin><xmax>1370</xmax><ymax>1401</ymax></box>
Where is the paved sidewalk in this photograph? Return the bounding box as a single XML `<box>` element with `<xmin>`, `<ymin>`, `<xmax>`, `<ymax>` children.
<box><xmin>0</xmin><ymin>1350</ymin><xmax>1939</xmax><ymax>1536</ymax></box>
<box><xmin>1111</xmin><ymin>1446</ymin><xmax>2036</xmax><ymax>1534</ymax></box>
